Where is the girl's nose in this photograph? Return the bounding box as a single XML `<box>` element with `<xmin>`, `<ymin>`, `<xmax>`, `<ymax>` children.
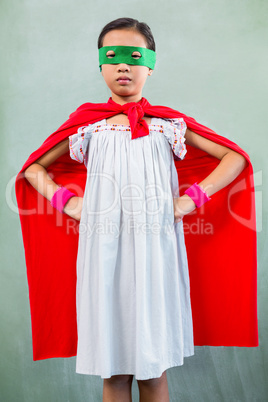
<box><xmin>117</xmin><ymin>64</ymin><xmax>130</xmax><ymax>72</ymax></box>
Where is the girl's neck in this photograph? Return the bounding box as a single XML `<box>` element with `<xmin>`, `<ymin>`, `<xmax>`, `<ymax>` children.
<box><xmin>111</xmin><ymin>93</ymin><xmax>143</xmax><ymax>105</ymax></box>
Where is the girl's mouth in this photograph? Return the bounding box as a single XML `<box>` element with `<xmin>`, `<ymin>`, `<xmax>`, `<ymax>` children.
<box><xmin>117</xmin><ymin>76</ymin><xmax>131</xmax><ymax>85</ymax></box>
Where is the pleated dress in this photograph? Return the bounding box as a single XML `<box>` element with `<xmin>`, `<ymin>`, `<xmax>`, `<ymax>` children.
<box><xmin>69</xmin><ymin>117</ymin><xmax>194</xmax><ymax>380</ymax></box>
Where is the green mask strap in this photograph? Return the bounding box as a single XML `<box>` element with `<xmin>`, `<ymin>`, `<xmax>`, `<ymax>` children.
<box><xmin>99</xmin><ymin>46</ymin><xmax>156</xmax><ymax>72</ymax></box>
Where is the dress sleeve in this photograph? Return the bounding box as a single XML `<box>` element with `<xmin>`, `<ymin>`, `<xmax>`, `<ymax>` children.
<box><xmin>69</xmin><ymin>125</ymin><xmax>93</xmax><ymax>164</ymax></box>
<box><xmin>162</xmin><ymin>118</ymin><xmax>187</xmax><ymax>160</ymax></box>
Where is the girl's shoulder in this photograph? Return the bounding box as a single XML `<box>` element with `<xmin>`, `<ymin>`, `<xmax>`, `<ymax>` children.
<box><xmin>151</xmin><ymin>117</ymin><xmax>187</xmax><ymax>137</ymax></box>
<box><xmin>69</xmin><ymin>119</ymin><xmax>107</xmax><ymax>138</ymax></box>
<box><xmin>151</xmin><ymin>117</ymin><xmax>186</xmax><ymax>127</ymax></box>
<box><xmin>151</xmin><ymin>117</ymin><xmax>187</xmax><ymax>160</ymax></box>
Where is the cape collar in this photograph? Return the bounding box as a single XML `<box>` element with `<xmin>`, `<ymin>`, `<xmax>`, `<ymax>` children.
<box><xmin>107</xmin><ymin>97</ymin><xmax>150</xmax><ymax>139</ymax></box>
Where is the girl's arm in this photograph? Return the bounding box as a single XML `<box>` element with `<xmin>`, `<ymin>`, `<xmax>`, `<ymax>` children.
<box><xmin>24</xmin><ymin>138</ymin><xmax>83</xmax><ymax>221</ymax></box>
<box><xmin>173</xmin><ymin>129</ymin><xmax>248</xmax><ymax>223</ymax></box>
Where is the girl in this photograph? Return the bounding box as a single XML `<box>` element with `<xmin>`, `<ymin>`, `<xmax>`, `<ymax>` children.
<box><xmin>16</xmin><ymin>17</ymin><xmax>258</xmax><ymax>402</ymax></box>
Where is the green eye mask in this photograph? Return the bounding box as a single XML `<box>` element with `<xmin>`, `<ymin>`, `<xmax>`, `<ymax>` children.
<box><xmin>99</xmin><ymin>46</ymin><xmax>156</xmax><ymax>71</ymax></box>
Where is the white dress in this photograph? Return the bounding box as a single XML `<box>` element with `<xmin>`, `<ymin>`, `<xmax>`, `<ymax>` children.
<box><xmin>69</xmin><ymin>117</ymin><xmax>194</xmax><ymax>380</ymax></box>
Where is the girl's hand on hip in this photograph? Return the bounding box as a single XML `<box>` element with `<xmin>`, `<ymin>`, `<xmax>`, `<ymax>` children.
<box><xmin>63</xmin><ymin>196</ymin><xmax>83</xmax><ymax>221</ymax></box>
<box><xmin>173</xmin><ymin>195</ymin><xmax>196</xmax><ymax>223</ymax></box>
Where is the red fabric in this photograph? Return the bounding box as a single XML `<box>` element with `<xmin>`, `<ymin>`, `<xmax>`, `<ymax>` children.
<box><xmin>15</xmin><ymin>97</ymin><xmax>258</xmax><ymax>361</ymax></box>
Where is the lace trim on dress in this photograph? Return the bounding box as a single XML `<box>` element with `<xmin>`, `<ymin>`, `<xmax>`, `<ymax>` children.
<box><xmin>69</xmin><ymin>118</ymin><xmax>187</xmax><ymax>164</ymax></box>
<box><xmin>69</xmin><ymin>125</ymin><xmax>94</xmax><ymax>163</ymax></box>
<box><xmin>160</xmin><ymin>118</ymin><xmax>187</xmax><ymax>160</ymax></box>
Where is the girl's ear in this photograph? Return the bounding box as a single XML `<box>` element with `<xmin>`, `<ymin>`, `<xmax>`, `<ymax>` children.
<box><xmin>148</xmin><ymin>69</ymin><xmax>153</xmax><ymax>76</ymax></box>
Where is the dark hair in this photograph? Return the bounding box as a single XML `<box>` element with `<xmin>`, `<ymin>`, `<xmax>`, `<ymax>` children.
<box><xmin>97</xmin><ymin>17</ymin><xmax>156</xmax><ymax>51</ymax></box>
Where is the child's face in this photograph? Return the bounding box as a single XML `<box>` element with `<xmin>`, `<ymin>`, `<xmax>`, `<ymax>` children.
<box><xmin>101</xmin><ymin>29</ymin><xmax>153</xmax><ymax>103</ymax></box>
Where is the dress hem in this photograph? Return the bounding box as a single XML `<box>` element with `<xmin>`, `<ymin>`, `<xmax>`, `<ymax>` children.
<box><xmin>75</xmin><ymin>351</ymin><xmax>195</xmax><ymax>380</ymax></box>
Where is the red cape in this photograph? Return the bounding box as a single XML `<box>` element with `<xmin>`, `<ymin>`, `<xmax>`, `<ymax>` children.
<box><xmin>15</xmin><ymin>98</ymin><xmax>258</xmax><ymax>361</ymax></box>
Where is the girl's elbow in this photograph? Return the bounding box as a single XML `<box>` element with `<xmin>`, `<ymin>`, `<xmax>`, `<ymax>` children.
<box><xmin>24</xmin><ymin>163</ymin><xmax>37</xmax><ymax>175</ymax></box>
<box><xmin>24</xmin><ymin>162</ymin><xmax>44</xmax><ymax>180</ymax></box>
<box><xmin>233</xmin><ymin>153</ymin><xmax>248</xmax><ymax>174</ymax></box>
<box><xmin>237</xmin><ymin>154</ymin><xmax>248</xmax><ymax>170</ymax></box>
<box><xmin>24</xmin><ymin>164</ymin><xmax>34</xmax><ymax>177</ymax></box>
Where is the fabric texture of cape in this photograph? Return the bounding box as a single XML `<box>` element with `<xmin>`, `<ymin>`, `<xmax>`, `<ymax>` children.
<box><xmin>15</xmin><ymin>97</ymin><xmax>259</xmax><ymax>361</ymax></box>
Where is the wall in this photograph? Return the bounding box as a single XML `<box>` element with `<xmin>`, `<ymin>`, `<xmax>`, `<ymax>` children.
<box><xmin>1</xmin><ymin>0</ymin><xmax>267</xmax><ymax>400</ymax></box>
